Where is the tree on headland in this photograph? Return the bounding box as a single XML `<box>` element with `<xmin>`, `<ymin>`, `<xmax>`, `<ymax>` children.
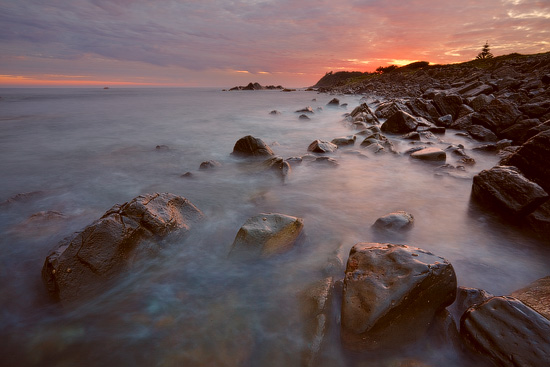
<box><xmin>375</xmin><ymin>65</ymin><xmax>398</xmax><ymax>74</ymax></box>
<box><xmin>476</xmin><ymin>41</ymin><xmax>494</xmax><ymax>60</ymax></box>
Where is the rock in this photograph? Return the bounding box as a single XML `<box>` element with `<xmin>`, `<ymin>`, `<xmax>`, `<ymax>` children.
<box><xmin>467</xmin><ymin>125</ymin><xmax>498</xmax><ymax>142</ymax></box>
<box><xmin>469</xmin><ymin>94</ymin><xmax>494</xmax><ymax>112</ymax></box>
<box><xmin>299</xmin><ymin>114</ymin><xmax>310</xmax><ymax>120</ymax></box>
<box><xmin>296</xmin><ymin>106</ymin><xmax>314</xmax><ymax>114</ymax></box>
<box><xmin>180</xmin><ymin>171</ymin><xmax>193</xmax><ymax>178</ymax></box>
<box><xmin>433</xmin><ymin>93</ymin><xmax>463</xmax><ymax>119</ymax></box>
<box><xmin>405</xmin><ymin>98</ymin><xmax>440</xmax><ymax>123</ymax></box>
<box><xmin>41</xmin><ymin>193</ymin><xmax>204</xmax><ymax>305</ymax></box>
<box><xmin>519</xmin><ymin>101</ymin><xmax>550</xmax><ymax>118</ymax></box>
<box><xmin>410</xmin><ymin>147</ymin><xmax>446</xmax><ymax>161</ymax></box>
<box><xmin>449</xmin><ymin>114</ymin><xmax>473</xmax><ymax>130</ymax></box>
<box><xmin>461</xmin><ymin>84</ymin><xmax>494</xmax><ymax>98</ymax></box>
<box><xmin>375</xmin><ymin>101</ymin><xmax>412</xmax><ymax>119</ymax></box>
<box><xmin>456</xmin><ymin>104</ymin><xmax>474</xmax><ymax>119</ymax></box>
<box><xmin>472</xmin><ymin>99</ymin><xmax>522</xmax><ymax>134</ymax></box>
<box><xmin>436</xmin><ymin>114</ymin><xmax>453</xmax><ymax>127</ymax></box>
<box><xmin>229</xmin><ymin>213</ymin><xmax>304</xmax><ymax>258</ymax></box>
<box><xmin>401</xmin><ymin>131</ymin><xmax>421</xmax><ymax>140</ymax></box>
<box><xmin>505</xmin><ymin>130</ymin><xmax>550</xmax><ymax>192</ymax></box>
<box><xmin>312</xmin><ymin>156</ymin><xmax>339</xmax><ymax>167</ymax></box>
<box><xmin>331</xmin><ymin>135</ymin><xmax>356</xmax><ymax>146</ymax></box>
<box><xmin>199</xmin><ymin>160</ymin><xmax>222</xmax><ymax>170</ymax></box>
<box><xmin>460</xmin><ymin>296</ymin><xmax>550</xmax><ymax>367</ymax></box>
<box><xmin>471</xmin><ymin>166</ymin><xmax>549</xmax><ymax>217</ymax></box>
<box><xmin>341</xmin><ymin>243</ymin><xmax>457</xmax><ymax>350</ymax></box>
<box><xmin>307</xmin><ymin>140</ymin><xmax>338</xmax><ymax>153</ymax></box>
<box><xmin>232</xmin><ymin>135</ymin><xmax>275</xmax><ymax>157</ymax></box>
<box><xmin>155</xmin><ymin>144</ymin><xmax>170</xmax><ymax>151</ymax></box>
<box><xmin>259</xmin><ymin>156</ymin><xmax>291</xmax><ymax>180</ymax></box>
<box><xmin>269</xmin><ymin>110</ymin><xmax>281</xmax><ymax>115</ymax></box>
<box><xmin>372</xmin><ymin>211</ymin><xmax>414</xmax><ymax>231</ymax></box>
<box><xmin>448</xmin><ymin>287</ymin><xmax>494</xmax><ymax>327</ymax></box>
<box><xmin>427</xmin><ymin>126</ymin><xmax>446</xmax><ymax>134</ymax></box>
<box><xmin>499</xmin><ymin>118</ymin><xmax>541</xmax><ymax>145</ymax></box>
<box><xmin>381</xmin><ymin>110</ymin><xmax>419</xmax><ymax>134</ymax></box>
<box><xmin>327</xmin><ymin>98</ymin><xmax>340</xmax><ymax>106</ymax></box>
<box><xmin>0</xmin><ymin>191</ymin><xmax>45</xmax><ymax>207</ymax></box>
<box><xmin>511</xmin><ymin>276</ymin><xmax>550</xmax><ymax>320</ymax></box>
<box><xmin>525</xmin><ymin>201</ymin><xmax>550</xmax><ymax>241</ymax></box>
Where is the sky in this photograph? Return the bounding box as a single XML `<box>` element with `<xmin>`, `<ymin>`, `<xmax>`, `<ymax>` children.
<box><xmin>1</xmin><ymin>0</ymin><xmax>549</xmax><ymax>88</ymax></box>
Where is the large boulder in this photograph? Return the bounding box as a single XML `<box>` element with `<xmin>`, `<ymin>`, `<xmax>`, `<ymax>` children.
<box><xmin>467</xmin><ymin>124</ymin><xmax>498</xmax><ymax>142</ymax></box>
<box><xmin>525</xmin><ymin>201</ymin><xmax>550</xmax><ymax>241</ymax></box>
<box><xmin>472</xmin><ymin>99</ymin><xmax>522</xmax><ymax>134</ymax></box>
<box><xmin>229</xmin><ymin>213</ymin><xmax>304</xmax><ymax>258</ymax></box>
<box><xmin>471</xmin><ymin>166</ymin><xmax>548</xmax><ymax>217</ymax></box>
<box><xmin>460</xmin><ymin>296</ymin><xmax>550</xmax><ymax>367</ymax></box>
<box><xmin>499</xmin><ymin>118</ymin><xmax>541</xmax><ymax>145</ymax></box>
<box><xmin>375</xmin><ymin>101</ymin><xmax>411</xmax><ymax>119</ymax></box>
<box><xmin>42</xmin><ymin>193</ymin><xmax>204</xmax><ymax>305</ymax></box>
<box><xmin>307</xmin><ymin>140</ymin><xmax>338</xmax><ymax>153</ymax></box>
<box><xmin>341</xmin><ymin>243</ymin><xmax>457</xmax><ymax>350</ymax></box>
<box><xmin>405</xmin><ymin>98</ymin><xmax>440</xmax><ymax>123</ymax></box>
<box><xmin>381</xmin><ymin>110</ymin><xmax>418</xmax><ymax>134</ymax></box>
<box><xmin>505</xmin><ymin>130</ymin><xmax>550</xmax><ymax>193</ymax></box>
<box><xmin>511</xmin><ymin>276</ymin><xmax>550</xmax><ymax>320</ymax></box>
<box><xmin>232</xmin><ymin>135</ymin><xmax>275</xmax><ymax>157</ymax></box>
<box><xmin>433</xmin><ymin>93</ymin><xmax>463</xmax><ymax>119</ymax></box>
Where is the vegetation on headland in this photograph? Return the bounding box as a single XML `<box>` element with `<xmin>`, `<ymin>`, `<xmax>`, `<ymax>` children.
<box><xmin>313</xmin><ymin>51</ymin><xmax>550</xmax><ymax>90</ymax></box>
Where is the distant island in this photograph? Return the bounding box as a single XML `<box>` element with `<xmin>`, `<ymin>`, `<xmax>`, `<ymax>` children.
<box><xmin>228</xmin><ymin>82</ymin><xmax>284</xmax><ymax>91</ymax></box>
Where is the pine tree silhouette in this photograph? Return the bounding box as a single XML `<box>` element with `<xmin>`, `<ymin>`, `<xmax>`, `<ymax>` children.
<box><xmin>476</xmin><ymin>41</ymin><xmax>494</xmax><ymax>60</ymax></box>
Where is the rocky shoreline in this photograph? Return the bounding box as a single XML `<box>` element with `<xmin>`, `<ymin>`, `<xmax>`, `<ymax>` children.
<box><xmin>35</xmin><ymin>54</ymin><xmax>550</xmax><ymax>366</ymax></box>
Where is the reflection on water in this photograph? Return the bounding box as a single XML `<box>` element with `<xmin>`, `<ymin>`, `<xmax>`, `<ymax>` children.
<box><xmin>0</xmin><ymin>88</ymin><xmax>548</xmax><ymax>366</ymax></box>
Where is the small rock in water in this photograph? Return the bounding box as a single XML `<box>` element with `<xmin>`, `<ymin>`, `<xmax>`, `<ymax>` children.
<box><xmin>232</xmin><ymin>135</ymin><xmax>275</xmax><ymax>157</ymax></box>
<box><xmin>331</xmin><ymin>135</ymin><xmax>356</xmax><ymax>146</ymax></box>
<box><xmin>307</xmin><ymin>140</ymin><xmax>338</xmax><ymax>153</ymax></box>
<box><xmin>269</xmin><ymin>110</ymin><xmax>281</xmax><ymax>115</ymax></box>
<box><xmin>299</xmin><ymin>114</ymin><xmax>310</xmax><ymax>120</ymax></box>
<box><xmin>312</xmin><ymin>156</ymin><xmax>339</xmax><ymax>167</ymax></box>
<box><xmin>327</xmin><ymin>97</ymin><xmax>340</xmax><ymax>106</ymax></box>
<box><xmin>296</xmin><ymin>106</ymin><xmax>314</xmax><ymax>113</ymax></box>
<box><xmin>199</xmin><ymin>160</ymin><xmax>222</xmax><ymax>170</ymax></box>
<box><xmin>372</xmin><ymin>211</ymin><xmax>414</xmax><ymax>231</ymax></box>
<box><xmin>410</xmin><ymin>147</ymin><xmax>446</xmax><ymax>161</ymax></box>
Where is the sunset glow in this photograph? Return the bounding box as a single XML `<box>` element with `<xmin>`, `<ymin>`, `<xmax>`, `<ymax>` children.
<box><xmin>1</xmin><ymin>0</ymin><xmax>549</xmax><ymax>87</ymax></box>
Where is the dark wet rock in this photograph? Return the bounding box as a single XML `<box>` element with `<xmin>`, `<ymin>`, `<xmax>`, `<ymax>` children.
<box><xmin>269</xmin><ymin>110</ymin><xmax>281</xmax><ymax>115</ymax></box>
<box><xmin>375</xmin><ymin>101</ymin><xmax>412</xmax><ymax>119</ymax></box>
<box><xmin>469</xmin><ymin>94</ymin><xmax>494</xmax><ymax>112</ymax></box>
<box><xmin>285</xmin><ymin>156</ymin><xmax>303</xmax><ymax>165</ymax></box>
<box><xmin>327</xmin><ymin>98</ymin><xmax>340</xmax><ymax>106</ymax></box>
<box><xmin>372</xmin><ymin>211</ymin><xmax>414</xmax><ymax>232</ymax></box>
<box><xmin>460</xmin><ymin>84</ymin><xmax>494</xmax><ymax>98</ymax></box>
<box><xmin>467</xmin><ymin>125</ymin><xmax>498</xmax><ymax>142</ymax></box>
<box><xmin>519</xmin><ymin>101</ymin><xmax>550</xmax><ymax>118</ymax></box>
<box><xmin>229</xmin><ymin>213</ymin><xmax>304</xmax><ymax>258</ymax></box>
<box><xmin>199</xmin><ymin>160</ymin><xmax>222</xmax><ymax>170</ymax></box>
<box><xmin>410</xmin><ymin>147</ymin><xmax>446</xmax><ymax>161</ymax></box>
<box><xmin>460</xmin><ymin>296</ymin><xmax>550</xmax><ymax>367</ymax></box>
<box><xmin>404</xmin><ymin>146</ymin><xmax>427</xmax><ymax>155</ymax></box>
<box><xmin>232</xmin><ymin>135</ymin><xmax>275</xmax><ymax>157</ymax></box>
<box><xmin>472</xmin><ymin>99</ymin><xmax>522</xmax><ymax>134</ymax></box>
<box><xmin>299</xmin><ymin>277</ymin><xmax>334</xmax><ymax>367</ymax></box>
<box><xmin>456</xmin><ymin>104</ymin><xmax>474</xmax><ymax>119</ymax></box>
<box><xmin>436</xmin><ymin>114</ymin><xmax>453</xmax><ymax>127</ymax></box>
<box><xmin>449</xmin><ymin>114</ymin><xmax>473</xmax><ymax>130</ymax></box>
<box><xmin>180</xmin><ymin>171</ymin><xmax>193</xmax><ymax>178</ymax></box>
<box><xmin>155</xmin><ymin>144</ymin><xmax>170</xmax><ymax>151</ymax></box>
<box><xmin>331</xmin><ymin>135</ymin><xmax>356</xmax><ymax>146</ymax></box>
<box><xmin>296</xmin><ymin>106</ymin><xmax>314</xmax><ymax>114</ymax></box>
<box><xmin>499</xmin><ymin>118</ymin><xmax>541</xmax><ymax>145</ymax></box>
<box><xmin>401</xmin><ymin>131</ymin><xmax>421</xmax><ymax>140</ymax></box>
<box><xmin>433</xmin><ymin>93</ymin><xmax>463</xmax><ymax>119</ymax></box>
<box><xmin>350</xmin><ymin>103</ymin><xmax>379</xmax><ymax>123</ymax></box>
<box><xmin>473</xmin><ymin>139</ymin><xmax>512</xmax><ymax>152</ymax></box>
<box><xmin>259</xmin><ymin>156</ymin><xmax>291</xmax><ymax>180</ymax></box>
<box><xmin>406</xmin><ymin>98</ymin><xmax>440</xmax><ymax>123</ymax></box>
<box><xmin>381</xmin><ymin>110</ymin><xmax>418</xmax><ymax>134</ymax></box>
<box><xmin>42</xmin><ymin>193</ymin><xmax>204</xmax><ymax>305</ymax></box>
<box><xmin>341</xmin><ymin>243</ymin><xmax>457</xmax><ymax>350</ymax></box>
<box><xmin>511</xmin><ymin>276</ymin><xmax>550</xmax><ymax>320</ymax></box>
<box><xmin>472</xmin><ymin>166</ymin><xmax>548</xmax><ymax>217</ymax></box>
<box><xmin>0</xmin><ymin>190</ymin><xmax>45</xmax><ymax>207</ymax></box>
<box><xmin>299</xmin><ymin>114</ymin><xmax>310</xmax><ymax>120</ymax></box>
<box><xmin>307</xmin><ymin>140</ymin><xmax>338</xmax><ymax>153</ymax></box>
<box><xmin>525</xmin><ymin>201</ymin><xmax>550</xmax><ymax>242</ymax></box>
<box><xmin>427</xmin><ymin>126</ymin><xmax>446</xmax><ymax>134</ymax></box>
<box><xmin>505</xmin><ymin>130</ymin><xmax>550</xmax><ymax>192</ymax></box>
<box><xmin>448</xmin><ymin>287</ymin><xmax>494</xmax><ymax>327</ymax></box>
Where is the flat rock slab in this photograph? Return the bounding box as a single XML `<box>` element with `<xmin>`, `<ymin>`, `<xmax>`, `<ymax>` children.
<box><xmin>230</xmin><ymin>213</ymin><xmax>304</xmax><ymax>258</ymax></box>
<box><xmin>381</xmin><ymin>110</ymin><xmax>418</xmax><ymax>134</ymax></box>
<box><xmin>410</xmin><ymin>147</ymin><xmax>446</xmax><ymax>161</ymax></box>
<box><xmin>341</xmin><ymin>243</ymin><xmax>457</xmax><ymax>350</ymax></box>
<box><xmin>511</xmin><ymin>276</ymin><xmax>550</xmax><ymax>320</ymax></box>
<box><xmin>461</xmin><ymin>296</ymin><xmax>550</xmax><ymax>367</ymax></box>
<box><xmin>472</xmin><ymin>165</ymin><xmax>548</xmax><ymax>217</ymax></box>
<box><xmin>42</xmin><ymin>193</ymin><xmax>204</xmax><ymax>305</ymax></box>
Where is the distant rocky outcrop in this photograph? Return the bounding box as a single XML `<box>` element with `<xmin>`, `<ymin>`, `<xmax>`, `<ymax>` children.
<box><xmin>229</xmin><ymin>82</ymin><xmax>284</xmax><ymax>91</ymax></box>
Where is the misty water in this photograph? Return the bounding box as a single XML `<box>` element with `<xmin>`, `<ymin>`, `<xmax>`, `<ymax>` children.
<box><xmin>0</xmin><ymin>87</ymin><xmax>548</xmax><ymax>366</ymax></box>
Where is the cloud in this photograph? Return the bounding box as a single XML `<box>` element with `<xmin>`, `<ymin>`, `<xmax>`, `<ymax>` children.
<box><xmin>0</xmin><ymin>0</ymin><xmax>549</xmax><ymax>86</ymax></box>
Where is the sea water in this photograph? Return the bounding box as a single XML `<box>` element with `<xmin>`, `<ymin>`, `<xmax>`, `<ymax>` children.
<box><xmin>0</xmin><ymin>87</ymin><xmax>548</xmax><ymax>366</ymax></box>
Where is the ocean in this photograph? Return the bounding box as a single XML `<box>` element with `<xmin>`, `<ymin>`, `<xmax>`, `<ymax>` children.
<box><xmin>0</xmin><ymin>87</ymin><xmax>548</xmax><ymax>366</ymax></box>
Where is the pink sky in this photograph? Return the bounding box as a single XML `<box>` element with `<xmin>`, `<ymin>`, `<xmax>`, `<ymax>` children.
<box><xmin>1</xmin><ymin>0</ymin><xmax>549</xmax><ymax>88</ymax></box>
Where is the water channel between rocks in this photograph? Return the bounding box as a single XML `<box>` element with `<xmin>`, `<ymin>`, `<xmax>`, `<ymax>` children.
<box><xmin>0</xmin><ymin>87</ymin><xmax>548</xmax><ymax>366</ymax></box>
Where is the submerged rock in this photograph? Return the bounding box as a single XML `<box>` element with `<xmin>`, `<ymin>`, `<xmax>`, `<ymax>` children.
<box><xmin>410</xmin><ymin>147</ymin><xmax>446</xmax><ymax>161</ymax></box>
<box><xmin>372</xmin><ymin>211</ymin><xmax>414</xmax><ymax>232</ymax></box>
<box><xmin>42</xmin><ymin>193</ymin><xmax>204</xmax><ymax>305</ymax></box>
<box><xmin>341</xmin><ymin>243</ymin><xmax>457</xmax><ymax>350</ymax></box>
<box><xmin>229</xmin><ymin>213</ymin><xmax>304</xmax><ymax>258</ymax></box>
<box><xmin>199</xmin><ymin>160</ymin><xmax>222</xmax><ymax>170</ymax></box>
<box><xmin>331</xmin><ymin>135</ymin><xmax>356</xmax><ymax>146</ymax></box>
<box><xmin>461</xmin><ymin>296</ymin><xmax>550</xmax><ymax>367</ymax></box>
<box><xmin>232</xmin><ymin>135</ymin><xmax>275</xmax><ymax>157</ymax></box>
<box><xmin>327</xmin><ymin>98</ymin><xmax>340</xmax><ymax>106</ymax></box>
